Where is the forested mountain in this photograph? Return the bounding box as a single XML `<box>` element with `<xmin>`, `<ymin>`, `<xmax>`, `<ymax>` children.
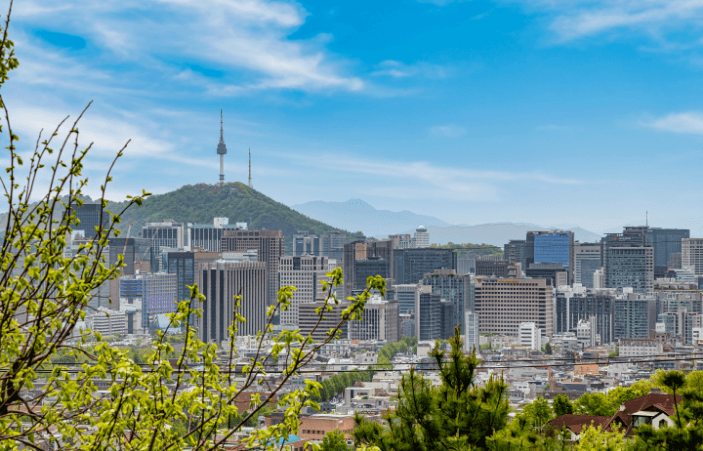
<box><xmin>102</xmin><ymin>182</ymin><xmax>352</xmax><ymax>250</ymax></box>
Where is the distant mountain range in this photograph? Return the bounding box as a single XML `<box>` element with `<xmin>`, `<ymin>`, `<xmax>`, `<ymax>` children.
<box><xmin>291</xmin><ymin>199</ymin><xmax>451</xmax><ymax>236</ymax></box>
<box><xmin>291</xmin><ymin>199</ymin><xmax>602</xmax><ymax>247</ymax></box>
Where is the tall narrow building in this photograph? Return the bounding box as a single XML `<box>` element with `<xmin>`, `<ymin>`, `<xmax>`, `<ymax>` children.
<box><xmin>217</xmin><ymin>109</ymin><xmax>227</xmax><ymax>186</ymax></box>
<box><xmin>221</xmin><ymin>229</ymin><xmax>284</xmax><ymax>307</ymax></box>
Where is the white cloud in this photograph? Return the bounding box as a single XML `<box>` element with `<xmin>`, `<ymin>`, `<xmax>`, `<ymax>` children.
<box><xmin>647</xmin><ymin>111</ymin><xmax>703</xmax><ymax>134</ymax></box>
<box><xmin>372</xmin><ymin>60</ymin><xmax>450</xmax><ymax>79</ymax></box>
<box><xmin>430</xmin><ymin>124</ymin><xmax>466</xmax><ymax>138</ymax></box>
<box><xmin>512</xmin><ymin>0</ymin><xmax>703</xmax><ymax>42</ymax></box>
<box><xmin>271</xmin><ymin>151</ymin><xmax>582</xmax><ymax>202</ymax></box>
<box><xmin>12</xmin><ymin>0</ymin><xmax>363</xmax><ymax>94</ymax></box>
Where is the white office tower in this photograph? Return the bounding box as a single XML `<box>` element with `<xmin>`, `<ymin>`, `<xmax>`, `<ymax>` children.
<box><xmin>682</xmin><ymin>238</ymin><xmax>703</xmax><ymax>276</ymax></box>
<box><xmin>278</xmin><ymin>256</ymin><xmax>330</xmax><ymax>328</ymax></box>
<box><xmin>413</xmin><ymin>225</ymin><xmax>430</xmax><ymax>248</ymax></box>
<box><xmin>576</xmin><ymin>317</ymin><xmax>597</xmax><ymax>349</ymax></box>
<box><xmin>519</xmin><ymin>322</ymin><xmax>541</xmax><ymax>350</ymax></box>
<box><xmin>464</xmin><ymin>311</ymin><xmax>480</xmax><ymax>353</ymax></box>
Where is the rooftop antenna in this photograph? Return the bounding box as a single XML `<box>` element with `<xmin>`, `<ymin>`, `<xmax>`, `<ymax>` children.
<box><xmin>248</xmin><ymin>147</ymin><xmax>253</xmax><ymax>188</ymax></box>
<box><xmin>646</xmin><ymin>211</ymin><xmax>648</xmax><ymax>227</ymax></box>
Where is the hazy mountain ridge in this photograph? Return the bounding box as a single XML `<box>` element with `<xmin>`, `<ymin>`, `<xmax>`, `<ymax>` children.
<box><xmin>291</xmin><ymin>198</ymin><xmax>603</xmax><ymax>246</ymax></box>
<box><xmin>291</xmin><ymin>198</ymin><xmax>451</xmax><ymax>236</ymax></box>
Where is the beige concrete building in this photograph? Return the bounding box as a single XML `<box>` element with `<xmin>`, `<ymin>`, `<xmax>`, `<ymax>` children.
<box><xmin>195</xmin><ymin>260</ymin><xmax>267</xmax><ymax>343</ymax></box>
<box><xmin>279</xmin><ymin>255</ymin><xmax>332</xmax><ymax>327</ymax></box>
<box><xmin>474</xmin><ymin>277</ymin><xmax>553</xmax><ymax>338</ymax></box>
<box><xmin>221</xmin><ymin>229</ymin><xmax>283</xmax><ymax>306</ymax></box>
<box><xmin>682</xmin><ymin>238</ymin><xmax>703</xmax><ymax>276</ymax></box>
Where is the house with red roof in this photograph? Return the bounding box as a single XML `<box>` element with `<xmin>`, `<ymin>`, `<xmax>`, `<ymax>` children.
<box><xmin>546</xmin><ymin>392</ymin><xmax>683</xmax><ymax>441</ymax></box>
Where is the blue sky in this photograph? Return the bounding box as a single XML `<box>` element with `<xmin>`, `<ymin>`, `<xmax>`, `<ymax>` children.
<box><xmin>6</xmin><ymin>0</ymin><xmax>703</xmax><ymax>234</ymax></box>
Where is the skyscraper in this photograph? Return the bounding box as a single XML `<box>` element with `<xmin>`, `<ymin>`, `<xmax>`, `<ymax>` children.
<box><xmin>221</xmin><ymin>229</ymin><xmax>284</xmax><ymax>307</ymax></box>
<box><xmin>574</xmin><ymin>242</ymin><xmax>602</xmax><ymax>288</ymax></box>
<box><xmin>342</xmin><ymin>240</ymin><xmax>393</xmax><ymax>298</ymax></box>
<box><xmin>504</xmin><ymin>240</ymin><xmax>527</xmax><ymax>270</ymax></box>
<box><xmin>526</xmin><ymin>230</ymin><xmax>574</xmax><ymax>283</ymax></box>
<box><xmin>195</xmin><ymin>260</ymin><xmax>267</xmax><ymax>342</ymax></box>
<box><xmin>605</xmin><ymin>246</ymin><xmax>654</xmax><ymax>293</ymax></box>
<box><xmin>216</xmin><ymin>109</ymin><xmax>227</xmax><ymax>186</ymax></box>
<box><xmin>682</xmin><ymin>238</ymin><xmax>703</xmax><ymax>276</ymax></box>
<box><xmin>473</xmin><ymin>277</ymin><xmax>553</xmax><ymax>338</ymax></box>
<box><xmin>421</xmin><ymin>269</ymin><xmax>473</xmax><ymax>333</ymax></box>
<box><xmin>414</xmin><ymin>226</ymin><xmax>429</xmax><ymax>248</ymax></box>
<box><xmin>73</xmin><ymin>203</ymin><xmax>108</xmax><ymax>239</ymax></box>
<box><xmin>278</xmin><ymin>256</ymin><xmax>330</xmax><ymax>327</ymax></box>
<box><xmin>646</xmin><ymin>228</ymin><xmax>690</xmax><ymax>278</ymax></box>
<box><xmin>614</xmin><ymin>292</ymin><xmax>657</xmax><ymax>339</ymax></box>
<box><xmin>392</xmin><ymin>247</ymin><xmax>456</xmax><ymax>285</ymax></box>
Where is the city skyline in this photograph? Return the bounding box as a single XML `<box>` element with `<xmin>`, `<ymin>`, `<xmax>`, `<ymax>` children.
<box><xmin>7</xmin><ymin>0</ymin><xmax>703</xmax><ymax>234</ymax></box>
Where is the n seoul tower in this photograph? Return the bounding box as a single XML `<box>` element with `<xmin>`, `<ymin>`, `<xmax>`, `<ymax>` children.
<box><xmin>216</xmin><ymin>108</ymin><xmax>227</xmax><ymax>187</ymax></box>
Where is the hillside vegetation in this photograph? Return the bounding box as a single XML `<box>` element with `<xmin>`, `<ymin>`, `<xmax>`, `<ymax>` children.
<box><xmin>106</xmin><ymin>182</ymin><xmax>351</xmax><ymax>250</ymax></box>
<box><xmin>430</xmin><ymin>242</ymin><xmax>503</xmax><ymax>257</ymax></box>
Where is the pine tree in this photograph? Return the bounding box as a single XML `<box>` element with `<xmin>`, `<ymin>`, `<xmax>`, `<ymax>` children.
<box><xmin>352</xmin><ymin>327</ymin><xmax>510</xmax><ymax>451</ymax></box>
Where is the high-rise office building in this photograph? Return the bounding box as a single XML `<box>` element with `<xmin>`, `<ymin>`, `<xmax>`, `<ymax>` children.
<box><xmin>605</xmin><ymin>246</ymin><xmax>654</xmax><ymax>293</ymax></box>
<box><xmin>526</xmin><ymin>230</ymin><xmax>574</xmax><ymax>283</ymax></box>
<box><xmin>389</xmin><ymin>284</ymin><xmax>418</xmax><ymax>314</ymax></box>
<box><xmin>278</xmin><ymin>256</ymin><xmax>330</xmax><ymax>327</ymax></box>
<box><xmin>504</xmin><ymin>240</ymin><xmax>527</xmax><ymax>271</ymax></box>
<box><xmin>343</xmin><ymin>240</ymin><xmax>394</xmax><ymax>298</ymax></box>
<box><xmin>393</xmin><ymin>248</ymin><xmax>456</xmax><ymax>285</ymax></box>
<box><xmin>347</xmin><ymin>295</ymin><xmax>399</xmax><ymax>342</ymax></box>
<box><xmin>474</xmin><ymin>277</ymin><xmax>553</xmax><ymax>338</ymax></box>
<box><xmin>320</xmin><ymin>232</ymin><xmax>346</xmax><ymax>260</ymax></box>
<box><xmin>221</xmin><ymin>229</ymin><xmax>284</xmax><ymax>307</ymax></box>
<box><xmin>554</xmin><ymin>286</ymin><xmax>615</xmax><ymax>345</ymax></box>
<box><xmin>574</xmin><ymin>242</ymin><xmax>602</xmax><ymax>288</ymax></box>
<box><xmin>421</xmin><ymin>270</ymin><xmax>473</xmax><ymax>333</ymax></box>
<box><xmin>298</xmin><ymin>301</ymin><xmax>351</xmax><ymax>341</ymax></box>
<box><xmin>525</xmin><ymin>263</ymin><xmax>568</xmax><ymax>287</ymax></box>
<box><xmin>474</xmin><ymin>256</ymin><xmax>508</xmax><ymax>278</ymax></box>
<box><xmin>188</xmin><ymin>218</ymin><xmax>247</xmax><ymax>252</ymax></box>
<box><xmin>464</xmin><ymin>311</ymin><xmax>480</xmax><ymax>353</ymax></box>
<box><xmin>614</xmin><ymin>292</ymin><xmax>657</xmax><ymax>340</ymax></box>
<box><xmin>414</xmin><ymin>226</ymin><xmax>430</xmax><ymax>248</ymax></box>
<box><xmin>354</xmin><ymin>257</ymin><xmax>391</xmax><ymax>290</ymax></box>
<box><xmin>682</xmin><ymin>238</ymin><xmax>703</xmax><ymax>276</ymax></box>
<box><xmin>142</xmin><ymin>221</ymin><xmax>184</xmax><ymax>251</ymax></box>
<box><xmin>73</xmin><ymin>203</ymin><xmax>109</xmax><ymax>239</ymax></box>
<box><xmin>389</xmin><ymin>234</ymin><xmax>413</xmax><ymax>249</ymax></box>
<box><xmin>293</xmin><ymin>231</ymin><xmax>320</xmax><ymax>256</ymax></box>
<box><xmin>415</xmin><ymin>285</ymin><xmax>445</xmax><ymax>341</ymax></box>
<box><xmin>601</xmin><ymin>226</ymin><xmax>648</xmax><ymax>264</ymax></box>
<box><xmin>646</xmin><ymin>228</ymin><xmax>690</xmax><ymax>278</ymax></box>
<box><xmin>119</xmin><ymin>272</ymin><xmax>177</xmax><ymax>330</ymax></box>
<box><xmin>195</xmin><ymin>260</ymin><xmax>267</xmax><ymax>342</ymax></box>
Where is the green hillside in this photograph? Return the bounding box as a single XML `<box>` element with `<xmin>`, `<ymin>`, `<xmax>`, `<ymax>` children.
<box><xmin>107</xmin><ymin>182</ymin><xmax>351</xmax><ymax>251</ymax></box>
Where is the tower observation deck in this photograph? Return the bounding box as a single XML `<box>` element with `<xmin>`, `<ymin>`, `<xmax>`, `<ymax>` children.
<box><xmin>217</xmin><ymin>109</ymin><xmax>227</xmax><ymax>186</ymax></box>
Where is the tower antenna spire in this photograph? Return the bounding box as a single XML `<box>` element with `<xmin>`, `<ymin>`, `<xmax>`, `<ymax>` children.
<box><xmin>216</xmin><ymin>108</ymin><xmax>228</xmax><ymax>187</ymax></box>
<box><xmin>248</xmin><ymin>148</ymin><xmax>253</xmax><ymax>188</ymax></box>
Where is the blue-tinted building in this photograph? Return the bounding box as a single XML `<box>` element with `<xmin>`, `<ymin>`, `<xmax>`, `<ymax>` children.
<box><xmin>421</xmin><ymin>270</ymin><xmax>473</xmax><ymax>333</ymax></box>
<box><xmin>526</xmin><ymin>231</ymin><xmax>574</xmax><ymax>283</ymax></box>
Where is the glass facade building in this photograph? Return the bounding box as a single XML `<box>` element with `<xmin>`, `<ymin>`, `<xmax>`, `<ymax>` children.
<box><xmin>393</xmin><ymin>248</ymin><xmax>456</xmax><ymax>285</ymax></box>
<box><xmin>605</xmin><ymin>247</ymin><xmax>654</xmax><ymax>293</ymax></box>
<box><xmin>421</xmin><ymin>270</ymin><xmax>473</xmax><ymax>333</ymax></box>
<box><xmin>555</xmin><ymin>291</ymin><xmax>614</xmax><ymax>344</ymax></box>
<box><xmin>614</xmin><ymin>294</ymin><xmax>656</xmax><ymax>339</ymax></box>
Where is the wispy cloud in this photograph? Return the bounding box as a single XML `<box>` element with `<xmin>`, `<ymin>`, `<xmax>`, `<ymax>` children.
<box><xmin>512</xmin><ymin>0</ymin><xmax>703</xmax><ymax>44</ymax></box>
<box><xmin>430</xmin><ymin>124</ymin><xmax>466</xmax><ymax>138</ymax></box>
<box><xmin>13</xmin><ymin>0</ymin><xmax>363</xmax><ymax>94</ymax></box>
<box><xmin>647</xmin><ymin>111</ymin><xmax>703</xmax><ymax>134</ymax></box>
<box><xmin>371</xmin><ymin>60</ymin><xmax>451</xmax><ymax>79</ymax></box>
<box><xmin>271</xmin><ymin>151</ymin><xmax>582</xmax><ymax>202</ymax></box>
